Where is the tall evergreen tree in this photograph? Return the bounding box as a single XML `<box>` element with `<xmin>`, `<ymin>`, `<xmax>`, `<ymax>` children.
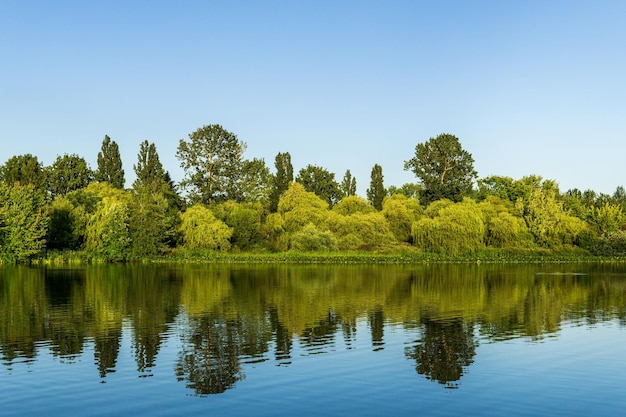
<box><xmin>96</xmin><ymin>135</ymin><xmax>125</xmax><ymax>189</ymax></box>
<box><xmin>133</xmin><ymin>140</ymin><xmax>165</xmax><ymax>192</ymax></box>
<box><xmin>270</xmin><ymin>152</ymin><xmax>293</xmax><ymax>212</ymax></box>
<box><xmin>340</xmin><ymin>169</ymin><xmax>357</xmax><ymax>198</ymax></box>
<box><xmin>367</xmin><ymin>164</ymin><xmax>385</xmax><ymax>210</ymax></box>
<box><xmin>131</xmin><ymin>141</ymin><xmax>180</xmax><ymax>254</ymax></box>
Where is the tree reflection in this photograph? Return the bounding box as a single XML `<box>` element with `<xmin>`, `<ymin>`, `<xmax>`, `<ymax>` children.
<box><xmin>94</xmin><ymin>329</ymin><xmax>121</xmax><ymax>378</ymax></box>
<box><xmin>299</xmin><ymin>311</ymin><xmax>339</xmax><ymax>354</ymax></box>
<box><xmin>268</xmin><ymin>307</ymin><xmax>292</xmax><ymax>363</ymax></box>
<box><xmin>369</xmin><ymin>307</ymin><xmax>384</xmax><ymax>351</ymax></box>
<box><xmin>175</xmin><ymin>315</ymin><xmax>244</xmax><ymax>395</ymax></box>
<box><xmin>2</xmin><ymin>263</ymin><xmax>626</xmax><ymax>394</ymax></box>
<box><xmin>405</xmin><ymin>318</ymin><xmax>477</xmax><ymax>388</ymax></box>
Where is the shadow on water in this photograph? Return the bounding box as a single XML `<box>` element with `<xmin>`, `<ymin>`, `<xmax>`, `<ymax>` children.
<box><xmin>1</xmin><ymin>263</ymin><xmax>626</xmax><ymax>393</ymax></box>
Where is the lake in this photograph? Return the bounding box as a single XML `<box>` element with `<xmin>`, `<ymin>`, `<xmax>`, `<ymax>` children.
<box><xmin>1</xmin><ymin>263</ymin><xmax>625</xmax><ymax>416</ymax></box>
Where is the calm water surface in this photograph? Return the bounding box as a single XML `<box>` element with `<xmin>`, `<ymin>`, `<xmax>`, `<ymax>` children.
<box><xmin>1</xmin><ymin>263</ymin><xmax>625</xmax><ymax>416</ymax></box>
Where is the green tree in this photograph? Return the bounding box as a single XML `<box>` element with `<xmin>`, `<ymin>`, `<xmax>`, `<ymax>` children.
<box><xmin>233</xmin><ymin>158</ymin><xmax>271</xmax><ymax>203</ymax></box>
<box><xmin>0</xmin><ymin>154</ymin><xmax>46</xmax><ymax>190</ymax></box>
<box><xmin>296</xmin><ymin>164</ymin><xmax>341</xmax><ymax>208</ymax></box>
<box><xmin>133</xmin><ymin>140</ymin><xmax>165</xmax><ymax>192</ymax></box>
<box><xmin>176</xmin><ymin>124</ymin><xmax>245</xmax><ymax>204</ymax></box>
<box><xmin>366</xmin><ymin>164</ymin><xmax>385</xmax><ymax>210</ymax></box>
<box><xmin>478</xmin><ymin>196</ymin><xmax>534</xmax><ymax>248</ymax></box>
<box><xmin>340</xmin><ymin>169</ymin><xmax>357</xmax><ymax>198</ymax></box>
<box><xmin>516</xmin><ymin>180</ymin><xmax>586</xmax><ymax>248</ymax></box>
<box><xmin>387</xmin><ymin>183</ymin><xmax>421</xmax><ymax>199</ymax></box>
<box><xmin>382</xmin><ymin>194</ymin><xmax>423</xmax><ymax>243</ymax></box>
<box><xmin>212</xmin><ymin>201</ymin><xmax>264</xmax><ymax>251</ymax></box>
<box><xmin>128</xmin><ymin>187</ymin><xmax>171</xmax><ymax>258</ymax></box>
<box><xmin>277</xmin><ymin>182</ymin><xmax>329</xmax><ymax>234</ymax></box>
<box><xmin>96</xmin><ymin>135</ymin><xmax>125</xmax><ymax>189</ymax></box>
<box><xmin>587</xmin><ymin>202</ymin><xmax>625</xmax><ymax>235</ymax></box>
<box><xmin>333</xmin><ymin>196</ymin><xmax>375</xmax><ymax>216</ymax></box>
<box><xmin>0</xmin><ymin>183</ymin><xmax>49</xmax><ymax>262</ymax></box>
<box><xmin>179</xmin><ymin>204</ymin><xmax>232</xmax><ymax>251</ymax></box>
<box><xmin>269</xmin><ymin>152</ymin><xmax>293</xmax><ymax>212</ymax></box>
<box><xmin>412</xmin><ymin>199</ymin><xmax>485</xmax><ymax>255</ymax></box>
<box><xmin>131</xmin><ymin>141</ymin><xmax>181</xmax><ymax>254</ymax></box>
<box><xmin>47</xmin><ymin>153</ymin><xmax>93</xmax><ymax>199</ymax></box>
<box><xmin>47</xmin><ymin>196</ymin><xmax>83</xmax><ymax>250</ymax></box>
<box><xmin>404</xmin><ymin>134</ymin><xmax>477</xmax><ymax>205</ymax></box>
<box><xmin>327</xmin><ymin>211</ymin><xmax>396</xmax><ymax>251</ymax></box>
<box><xmin>85</xmin><ymin>196</ymin><xmax>131</xmax><ymax>261</ymax></box>
<box><xmin>289</xmin><ymin>223</ymin><xmax>337</xmax><ymax>252</ymax></box>
<box><xmin>613</xmin><ymin>186</ymin><xmax>626</xmax><ymax>212</ymax></box>
<box><xmin>62</xmin><ymin>182</ymin><xmax>128</xmax><ymax>250</ymax></box>
<box><xmin>476</xmin><ymin>175</ymin><xmax>527</xmax><ymax>204</ymax></box>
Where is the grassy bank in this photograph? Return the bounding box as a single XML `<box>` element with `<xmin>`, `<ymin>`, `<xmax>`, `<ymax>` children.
<box><xmin>27</xmin><ymin>247</ymin><xmax>626</xmax><ymax>265</ymax></box>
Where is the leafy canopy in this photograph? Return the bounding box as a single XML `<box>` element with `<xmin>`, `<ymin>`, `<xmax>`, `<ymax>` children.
<box><xmin>177</xmin><ymin>124</ymin><xmax>246</xmax><ymax>204</ymax></box>
<box><xmin>404</xmin><ymin>133</ymin><xmax>477</xmax><ymax>205</ymax></box>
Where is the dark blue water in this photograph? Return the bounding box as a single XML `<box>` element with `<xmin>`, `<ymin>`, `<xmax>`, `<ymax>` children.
<box><xmin>1</xmin><ymin>264</ymin><xmax>625</xmax><ymax>416</ymax></box>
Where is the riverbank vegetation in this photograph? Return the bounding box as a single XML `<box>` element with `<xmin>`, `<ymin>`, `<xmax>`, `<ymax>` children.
<box><xmin>2</xmin><ymin>126</ymin><xmax>626</xmax><ymax>264</ymax></box>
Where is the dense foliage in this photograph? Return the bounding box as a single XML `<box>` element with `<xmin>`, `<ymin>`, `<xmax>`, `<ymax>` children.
<box><xmin>1</xmin><ymin>125</ymin><xmax>625</xmax><ymax>263</ymax></box>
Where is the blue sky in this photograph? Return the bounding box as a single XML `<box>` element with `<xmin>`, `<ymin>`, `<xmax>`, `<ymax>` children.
<box><xmin>2</xmin><ymin>1</ymin><xmax>625</xmax><ymax>196</ymax></box>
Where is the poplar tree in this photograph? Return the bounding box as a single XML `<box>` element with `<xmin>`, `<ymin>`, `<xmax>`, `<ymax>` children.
<box><xmin>96</xmin><ymin>135</ymin><xmax>125</xmax><ymax>189</ymax></box>
<box><xmin>131</xmin><ymin>141</ymin><xmax>180</xmax><ymax>256</ymax></box>
<box><xmin>270</xmin><ymin>152</ymin><xmax>293</xmax><ymax>212</ymax></box>
<box><xmin>367</xmin><ymin>164</ymin><xmax>385</xmax><ymax>210</ymax></box>
<box><xmin>133</xmin><ymin>140</ymin><xmax>165</xmax><ymax>191</ymax></box>
<box><xmin>340</xmin><ymin>169</ymin><xmax>357</xmax><ymax>198</ymax></box>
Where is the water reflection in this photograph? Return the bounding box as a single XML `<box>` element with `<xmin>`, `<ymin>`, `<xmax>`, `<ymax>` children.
<box><xmin>0</xmin><ymin>263</ymin><xmax>625</xmax><ymax>393</ymax></box>
<box><xmin>405</xmin><ymin>318</ymin><xmax>477</xmax><ymax>389</ymax></box>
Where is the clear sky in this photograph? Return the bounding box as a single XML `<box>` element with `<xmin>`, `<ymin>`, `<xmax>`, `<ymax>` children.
<box><xmin>2</xmin><ymin>1</ymin><xmax>625</xmax><ymax>196</ymax></box>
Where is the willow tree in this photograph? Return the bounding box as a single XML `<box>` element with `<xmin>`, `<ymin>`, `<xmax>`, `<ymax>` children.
<box><xmin>382</xmin><ymin>194</ymin><xmax>423</xmax><ymax>243</ymax></box>
<box><xmin>277</xmin><ymin>182</ymin><xmax>329</xmax><ymax>234</ymax></box>
<box><xmin>85</xmin><ymin>195</ymin><xmax>132</xmax><ymax>261</ymax></box>
<box><xmin>404</xmin><ymin>134</ymin><xmax>477</xmax><ymax>205</ymax></box>
<box><xmin>478</xmin><ymin>196</ymin><xmax>534</xmax><ymax>248</ymax></box>
<box><xmin>176</xmin><ymin>124</ymin><xmax>246</xmax><ymax>204</ymax></box>
<box><xmin>412</xmin><ymin>199</ymin><xmax>485</xmax><ymax>255</ymax></box>
<box><xmin>327</xmin><ymin>211</ymin><xmax>395</xmax><ymax>251</ymax></box>
<box><xmin>332</xmin><ymin>196</ymin><xmax>375</xmax><ymax>216</ymax></box>
<box><xmin>179</xmin><ymin>204</ymin><xmax>232</xmax><ymax>251</ymax></box>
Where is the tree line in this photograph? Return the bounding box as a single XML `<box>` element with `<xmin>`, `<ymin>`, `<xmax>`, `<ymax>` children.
<box><xmin>1</xmin><ymin>125</ymin><xmax>625</xmax><ymax>262</ymax></box>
